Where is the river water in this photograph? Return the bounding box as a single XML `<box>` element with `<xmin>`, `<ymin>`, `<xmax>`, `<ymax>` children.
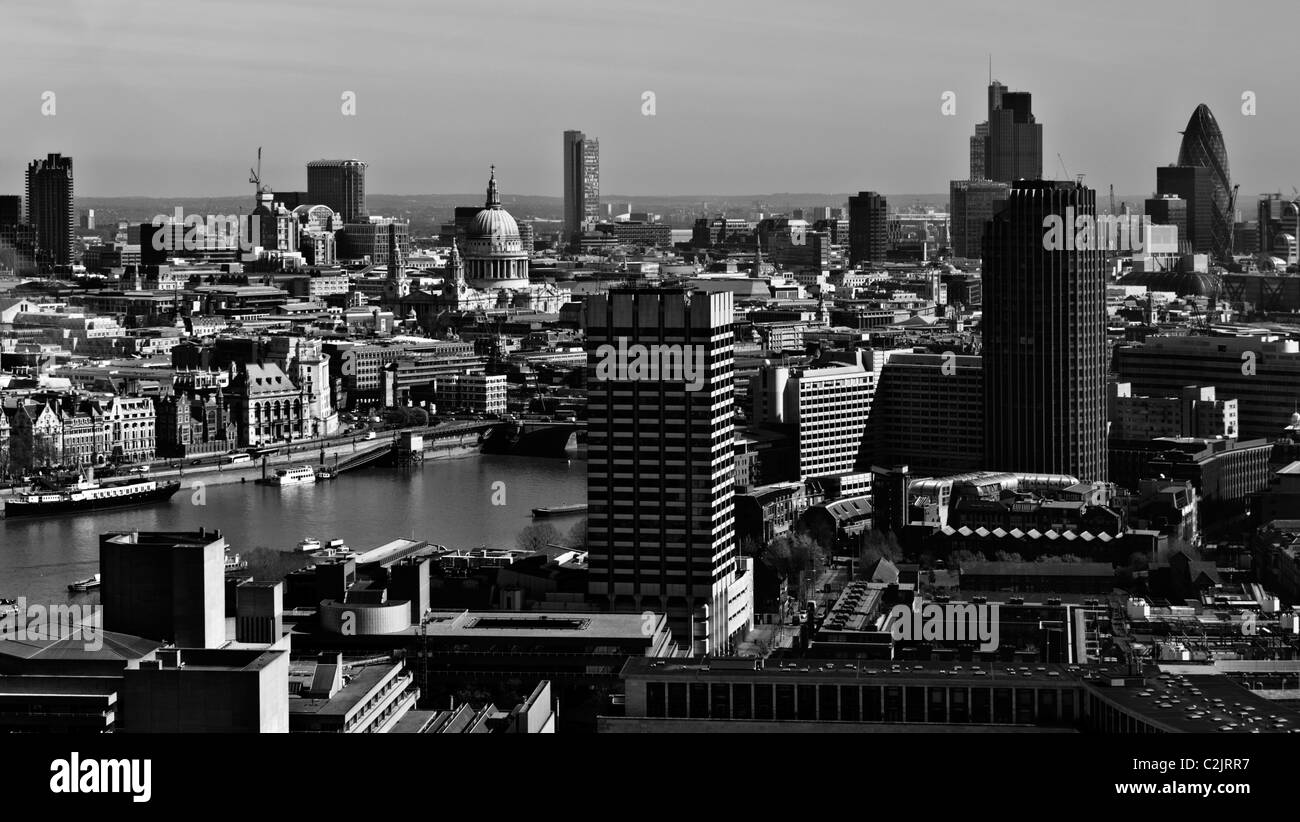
<box><xmin>0</xmin><ymin>454</ymin><xmax>588</xmax><ymax>607</ymax></box>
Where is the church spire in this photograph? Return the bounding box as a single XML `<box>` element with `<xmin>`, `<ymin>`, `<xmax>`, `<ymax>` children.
<box><xmin>449</xmin><ymin>239</ymin><xmax>464</xmax><ymax>287</ymax></box>
<box><xmin>486</xmin><ymin>165</ymin><xmax>501</xmax><ymax>208</ymax></box>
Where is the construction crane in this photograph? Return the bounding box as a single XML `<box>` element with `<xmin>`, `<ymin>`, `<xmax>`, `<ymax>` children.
<box><xmin>249</xmin><ymin>147</ymin><xmax>263</xmax><ymax>191</ymax></box>
<box><xmin>1055</xmin><ymin>153</ymin><xmax>1085</xmax><ymax>187</ymax></box>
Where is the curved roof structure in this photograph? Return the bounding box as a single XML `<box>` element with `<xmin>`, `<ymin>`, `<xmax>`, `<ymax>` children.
<box><xmin>1118</xmin><ymin>269</ymin><xmax>1223</xmax><ymax>296</ymax></box>
<box><xmin>1176</xmin><ymin>104</ymin><xmax>1232</xmax><ymax>258</ymax></box>
<box><xmin>465</xmin><ymin>167</ymin><xmax>524</xmax><ymax>256</ymax></box>
<box><xmin>463</xmin><ymin>167</ymin><xmax>530</xmax><ymax>289</ymax></box>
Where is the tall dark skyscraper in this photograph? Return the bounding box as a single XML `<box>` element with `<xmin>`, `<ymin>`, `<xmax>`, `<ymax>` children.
<box><xmin>0</xmin><ymin>195</ymin><xmax>21</xmax><ymax>227</ymax></box>
<box><xmin>25</xmin><ymin>153</ymin><xmax>75</xmax><ymax>268</ymax></box>
<box><xmin>584</xmin><ymin>287</ymin><xmax>751</xmax><ymax>655</ymax></box>
<box><xmin>1144</xmin><ymin>194</ymin><xmax>1190</xmax><ymax>253</ymax></box>
<box><xmin>1172</xmin><ymin>104</ymin><xmax>1232</xmax><ymax>259</ymax></box>
<box><xmin>307</xmin><ymin>159</ymin><xmax>368</xmax><ymax>223</ymax></box>
<box><xmin>982</xmin><ymin>181</ymin><xmax>1107</xmax><ymax>481</ymax></box>
<box><xmin>848</xmin><ymin>191</ymin><xmax>888</xmax><ymax>265</ymax></box>
<box><xmin>950</xmin><ymin>178</ymin><xmax>1009</xmax><ymax>259</ymax></box>
<box><xmin>1156</xmin><ymin>164</ymin><xmax>1214</xmax><ymax>256</ymax></box>
<box><xmin>969</xmin><ymin>122</ymin><xmax>989</xmax><ymax>179</ymax></box>
<box><xmin>973</xmin><ymin>80</ymin><xmax>1042</xmax><ymax>184</ymax></box>
<box><xmin>1258</xmin><ymin>192</ymin><xmax>1300</xmax><ymax>258</ymax></box>
<box><xmin>563</xmin><ymin>130</ymin><xmax>600</xmax><ymax>240</ymax></box>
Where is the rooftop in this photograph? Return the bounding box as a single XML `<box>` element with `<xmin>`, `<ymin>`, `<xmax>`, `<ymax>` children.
<box><xmin>1090</xmin><ymin>672</ymin><xmax>1300</xmax><ymax>734</ymax></box>
<box><xmin>624</xmin><ymin>657</ymin><xmax>1080</xmax><ymax>685</ymax></box>
<box><xmin>414</xmin><ymin>610</ymin><xmax>652</xmax><ymax>641</ymax></box>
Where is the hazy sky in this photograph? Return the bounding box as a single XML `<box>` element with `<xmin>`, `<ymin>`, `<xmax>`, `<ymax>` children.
<box><xmin>1</xmin><ymin>0</ymin><xmax>1295</xmax><ymax>199</ymax></box>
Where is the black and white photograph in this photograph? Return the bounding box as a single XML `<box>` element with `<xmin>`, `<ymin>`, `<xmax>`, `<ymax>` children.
<box><xmin>0</xmin><ymin>0</ymin><xmax>1297</xmax><ymax>806</ymax></box>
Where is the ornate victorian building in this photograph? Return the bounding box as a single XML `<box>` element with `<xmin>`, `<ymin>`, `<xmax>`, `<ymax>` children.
<box><xmin>228</xmin><ymin>361</ymin><xmax>307</xmax><ymax>447</ymax></box>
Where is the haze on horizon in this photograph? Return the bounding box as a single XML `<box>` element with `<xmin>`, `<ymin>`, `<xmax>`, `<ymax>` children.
<box><xmin>1</xmin><ymin>0</ymin><xmax>1294</xmax><ymax>201</ymax></box>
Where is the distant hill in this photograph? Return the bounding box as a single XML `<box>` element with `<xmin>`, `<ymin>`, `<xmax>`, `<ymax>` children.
<box><xmin>73</xmin><ymin>190</ymin><xmax>1179</xmax><ymax>235</ymax></box>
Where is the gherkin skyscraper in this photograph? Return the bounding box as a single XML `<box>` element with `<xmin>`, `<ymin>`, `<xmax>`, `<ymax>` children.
<box><xmin>1175</xmin><ymin>104</ymin><xmax>1232</xmax><ymax>259</ymax></box>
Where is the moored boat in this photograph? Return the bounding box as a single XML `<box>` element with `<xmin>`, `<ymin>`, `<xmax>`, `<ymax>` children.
<box><xmin>3</xmin><ymin>473</ymin><xmax>182</xmax><ymax>519</ymax></box>
<box><xmin>68</xmin><ymin>573</ymin><xmax>101</xmax><ymax>593</ymax></box>
<box><xmin>258</xmin><ymin>465</ymin><xmax>318</xmax><ymax>486</ymax></box>
<box><xmin>531</xmin><ymin>503</ymin><xmax>588</xmax><ymax>518</ymax></box>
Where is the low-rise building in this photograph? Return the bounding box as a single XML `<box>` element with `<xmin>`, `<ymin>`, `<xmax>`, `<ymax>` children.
<box><xmin>120</xmin><ymin>647</ymin><xmax>290</xmax><ymax>733</ymax></box>
<box><xmin>288</xmin><ymin>653</ymin><xmax>419</xmax><ymax>733</ymax></box>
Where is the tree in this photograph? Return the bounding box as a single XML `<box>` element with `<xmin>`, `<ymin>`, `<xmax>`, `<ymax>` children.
<box><xmin>32</xmin><ymin>435</ymin><xmax>59</xmax><ymax>468</ymax></box>
<box><xmin>7</xmin><ymin>436</ymin><xmax>31</xmax><ymax>474</ymax></box>
<box><xmin>565</xmin><ymin>518</ymin><xmax>588</xmax><ymax>551</ymax></box>
<box><xmin>762</xmin><ymin>531</ymin><xmax>819</xmax><ymax>596</ymax></box>
<box><xmin>947</xmin><ymin>549</ymin><xmax>984</xmax><ymax>572</ymax></box>
<box><xmin>993</xmin><ymin>550</ymin><xmax>1023</xmax><ymax>562</ymax></box>
<box><xmin>242</xmin><ymin>546</ymin><xmax>308</xmax><ymax>582</ymax></box>
<box><xmin>517</xmin><ymin>522</ymin><xmax>561</xmax><ymax>554</ymax></box>
<box><xmin>857</xmin><ymin>529</ymin><xmax>901</xmax><ymax>578</ymax></box>
<box><xmin>381</xmin><ymin>405</ymin><xmax>429</xmax><ymax>429</ymax></box>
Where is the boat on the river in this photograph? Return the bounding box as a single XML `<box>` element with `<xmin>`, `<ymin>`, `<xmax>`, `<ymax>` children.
<box><xmin>531</xmin><ymin>503</ymin><xmax>588</xmax><ymax>518</ymax></box>
<box><xmin>4</xmin><ymin>470</ymin><xmax>182</xmax><ymax>519</ymax></box>
<box><xmin>257</xmin><ymin>465</ymin><xmax>318</xmax><ymax>486</ymax></box>
<box><xmin>68</xmin><ymin>573</ymin><xmax>101</xmax><ymax>593</ymax></box>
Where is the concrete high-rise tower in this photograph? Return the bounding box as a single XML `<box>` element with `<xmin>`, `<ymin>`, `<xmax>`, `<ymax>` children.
<box><xmin>100</xmin><ymin>529</ymin><xmax>227</xmax><ymax>648</ymax></box>
<box><xmin>584</xmin><ymin>287</ymin><xmax>752</xmax><ymax>654</ymax></box>
<box><xmin>563</xmin><ymin>130</ymin><xmax>600</xmax><ymax>241</ymax></box>
<box><xmin>982</xmin><ymin>181</ymin><xmax>1107</xmax><ymax>481</ymax></box>
<box><xmin>848</xmin><ymin>191</ymin><xmax>888</xmax><ymax>265</ymax></box>
<box><xmin>307</xmin><ymin>159</ymin><xmax>368</xmax><ymax>223</ymax></box>
<box><xmin>25</xmin><ymin>153</ymin><xmax>75</xmax><ymax>268</ymax></box>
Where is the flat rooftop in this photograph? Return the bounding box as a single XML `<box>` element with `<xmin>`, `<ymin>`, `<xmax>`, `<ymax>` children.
<box><xmin>354</xmin><ymin>538</ymin><xmax>429</xmax><ymax>566</ymax></box>
<box><xmin>144</xmin><ymin>648</ymin><xmax>284</xmax><ymax>673</ymax></box>
<box><xmin>414</xmin><ymin>610</ymin><xmax>652</xmax><ymax>641</ymax></box>
<box><xmin>101</xmin><ymin>529</ymin><xmax>226</xmax><ymax>549</ymax></box>
<box><xmin>289</xmin><ymin>661</ymin><xmax>401</xmax><ymax>718</ymax></box>
<box><xmin>1090</xmin><ymin>672</ymin><xmax>1300</xmax><ymax>733</ymax></box>
<box><xmin>623</xmin><ymin>657</ymin><xmax>1081</xmax><ymax>686</ymax></box>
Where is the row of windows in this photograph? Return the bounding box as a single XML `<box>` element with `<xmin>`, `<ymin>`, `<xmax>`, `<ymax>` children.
<box><xmin>642</xmin><ymin>681</ymin><xmax>1078</xmax><ymax>725</ymax></box>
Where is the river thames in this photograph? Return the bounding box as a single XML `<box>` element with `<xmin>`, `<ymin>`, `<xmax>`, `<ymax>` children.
<box><xmin>0</xmin><ymin>454</ymin><xmax>588</xmax><ymax>607</ymax></box>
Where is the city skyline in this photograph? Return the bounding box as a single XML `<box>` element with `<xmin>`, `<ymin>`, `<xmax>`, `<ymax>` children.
<box><xmin>1</xmin><ymin>0</ymin><xmax>1294</xmax><ymax>198</ymax></box>
<box><xmin>5</xmin><ymin>0</ymin><xmax>1300</xmax><ymax>759</ymax></box>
